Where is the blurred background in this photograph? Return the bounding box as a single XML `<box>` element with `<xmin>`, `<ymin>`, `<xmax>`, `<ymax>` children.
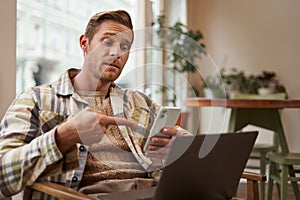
<box><xmin>1</xmin><ymin>0</ymin><xmax>300</xmax><ymax>152</ymax></box>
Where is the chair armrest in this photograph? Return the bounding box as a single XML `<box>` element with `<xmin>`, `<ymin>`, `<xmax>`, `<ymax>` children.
<box><xmin>241</xmin><ymin>171</ymin><xmax>267</xmax><ymax>200</ymax></box>
<box><xmin>31</xmin><ymin>172</ymin><xmax>266</xmax><ymax>200</ymax></box>
<box><xmin>241</xmin><ymin>171</ymin><xmax>267</xmax><ymax>182</ymax></box>
<box><xmin>31</xmin><ymin>182</ymin><xmax>96</xmax><ymax>200</ymax></box>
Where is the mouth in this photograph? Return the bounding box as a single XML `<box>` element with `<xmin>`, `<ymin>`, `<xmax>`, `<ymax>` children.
<box><xmin>104</xmin><ymin>62</ymin><xmax>120</xmax><ymax>69</ymax></box>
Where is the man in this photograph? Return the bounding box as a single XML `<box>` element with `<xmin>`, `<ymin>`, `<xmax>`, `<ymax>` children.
<box><xmin>0</xmin><ymin>10</ymin><xmax>187</xmax><ymax>199</ymax></box>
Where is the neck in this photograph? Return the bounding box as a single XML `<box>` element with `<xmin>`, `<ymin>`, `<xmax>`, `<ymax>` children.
<box><xmin>72</xmin><ymin>71</ymin><xmax>111</xmax><ymax>91</ymax></box>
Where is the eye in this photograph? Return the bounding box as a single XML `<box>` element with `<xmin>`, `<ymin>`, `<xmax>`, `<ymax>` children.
<box><xmin>103</xmin><ymin>38</ymin><xmax>113</xmax><ymax>46</ymax></box>
<box><xmin>121</xmin><ymin>43</ymin><xmax>130</xmax><ymax>52</ymax></box>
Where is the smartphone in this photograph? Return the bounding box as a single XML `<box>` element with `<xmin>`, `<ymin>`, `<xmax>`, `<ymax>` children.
<box><xmin>143</xmin><ymin>106</ymin><xmax>181</xmax><ymax>152</ymax></box>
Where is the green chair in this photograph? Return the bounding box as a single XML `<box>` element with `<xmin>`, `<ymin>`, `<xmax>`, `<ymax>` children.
<box><xmin>267</xmin><ymin>153</ymin><xmax>300</xmax><ymax>200</ymax></box>
<box><xmin>230</xmin><ymin>92</ymin><xmax>286</xmax><ymax>200</ymax></box>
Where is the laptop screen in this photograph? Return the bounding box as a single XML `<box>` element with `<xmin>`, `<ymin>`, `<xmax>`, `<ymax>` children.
<box><xmin>154</xmin><ymin>131</ymin><xmax>258</xmax><ymax>200</ymax></box>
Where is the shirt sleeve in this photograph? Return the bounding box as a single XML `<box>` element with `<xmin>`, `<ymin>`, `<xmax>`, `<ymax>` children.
<box><xmin>0</xmin><ymin>91</ymin><xmax>78</xmax><ymax>198</ymax></box>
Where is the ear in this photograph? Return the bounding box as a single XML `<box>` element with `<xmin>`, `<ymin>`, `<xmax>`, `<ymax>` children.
<box><xmin>79</xmin><ymin>34</ymin><xmax>89</xmax><ymax>51</ymax></box>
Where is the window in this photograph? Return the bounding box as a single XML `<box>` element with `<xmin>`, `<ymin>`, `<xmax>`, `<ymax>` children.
<box><xmin>143</xmin><ymin>0</ymin><xmax>188</xmax><ymax>106</ymax></box>
<box><xmin>16</xmin><ymin>0</ymin><xmax>138</xmax><ymax>94</ymax></box>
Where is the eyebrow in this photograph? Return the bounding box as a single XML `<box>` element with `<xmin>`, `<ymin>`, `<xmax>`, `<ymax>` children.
<box><xmin>103</xmin><ymin>32</ymin><xmax>116</xmax><ymax>37</ymax></box>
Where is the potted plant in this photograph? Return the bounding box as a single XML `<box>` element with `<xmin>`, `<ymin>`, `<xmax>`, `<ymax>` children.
<box><xmin>203</xmin><ymin>68</ymin><xmax>287</xmax><ymax>98</ymax></box>
<box><xmin>203</xmin><ymin>68</ymin><xmax>260</xmax><ymax>98</ymax></box>
<box><xmin>256</xmin><ymin>71</ymin><xmax>287</xmax><ymax>95</ymax></box>
<box><xmin>152</xmin><ymin>15</ymin><xmax>206</xmax><ymax>105</ymax></box>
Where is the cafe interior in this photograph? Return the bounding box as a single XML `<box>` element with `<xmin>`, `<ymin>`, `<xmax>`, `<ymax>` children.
<box><xmin>1</xmin><ymin>0</ymin><xmax>300</xmax><ymax>199</ymax></box>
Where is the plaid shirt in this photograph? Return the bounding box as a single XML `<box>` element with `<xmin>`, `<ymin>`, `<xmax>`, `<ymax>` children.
<box><xmin>0</xmin><ymin>69</ymin><xmax>188</xmax><ymax>199</ymax></box>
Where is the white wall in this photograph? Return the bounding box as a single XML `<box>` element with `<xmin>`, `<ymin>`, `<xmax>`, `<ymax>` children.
<box><xmin>0</xmin><ymin>0</ymin><xmax>16</xmax><ymax>119</ymax></box>
<box><xmin>187</xmin><ymin>0</ymin><xmax>300</xmax><ymax>152</ymax></box>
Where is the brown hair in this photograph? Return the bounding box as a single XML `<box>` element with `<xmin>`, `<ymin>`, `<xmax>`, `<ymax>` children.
<box><xmin>84</xmin><ymin>10</ymin><xmax>133</xmax><ymax>42</ymax></box>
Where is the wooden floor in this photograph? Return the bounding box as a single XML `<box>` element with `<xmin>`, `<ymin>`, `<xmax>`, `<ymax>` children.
<box><xmin>236</xmin><ymin>182</ymin><xmax>299</xmax><ymax>200</ymax></box>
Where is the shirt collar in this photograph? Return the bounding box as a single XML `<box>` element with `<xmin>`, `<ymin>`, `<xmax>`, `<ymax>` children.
<box><xmin>50</xmin><ymin>68</ymin><xmax>79</xmax><ymax>96</ymax></box>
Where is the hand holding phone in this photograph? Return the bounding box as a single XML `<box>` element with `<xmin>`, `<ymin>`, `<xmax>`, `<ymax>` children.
<box><xmin>143</xmin><ymin>106</ymin><xmax>181</xmax><ymax>152</ymax></box>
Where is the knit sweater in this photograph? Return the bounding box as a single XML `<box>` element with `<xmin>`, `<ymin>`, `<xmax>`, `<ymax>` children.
<box><xmin>76</xmin><ymin>90</ymin><xmax>154</xmax><ymax>194</ymax></box>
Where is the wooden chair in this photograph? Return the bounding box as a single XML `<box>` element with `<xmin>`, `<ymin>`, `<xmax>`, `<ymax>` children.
<box><xmin>29</xmin><ymin>171</ymin><xmax>266</xmax><ymax>200</ymax></box>
<box><xmin>241</xmin><ymin>171</ymin><xmax>267</xmax><ymax>200</ymax></box>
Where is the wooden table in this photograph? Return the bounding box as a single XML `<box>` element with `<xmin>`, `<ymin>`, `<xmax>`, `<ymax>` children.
<box><xmin>185</xmin><ymin>98</ymin><xmax>300</xmax><ymax>153</ymax></box>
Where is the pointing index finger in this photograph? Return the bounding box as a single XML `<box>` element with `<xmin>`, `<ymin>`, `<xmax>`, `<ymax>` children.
<box><xmin>105</xmin><ymin>116</ymin><xmax>136</xmax><ymax>128</ymax></box>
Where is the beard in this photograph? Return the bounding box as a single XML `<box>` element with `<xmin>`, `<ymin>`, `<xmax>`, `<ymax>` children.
<box><xmin>99</xmin><ymin>70</ymin><xmax>121</xmax><ymax>82</ymax></box>
<box><xmin>90</xmin><ymin>61</ymin><xmax>123</xmax><ymax>83</ymax></box>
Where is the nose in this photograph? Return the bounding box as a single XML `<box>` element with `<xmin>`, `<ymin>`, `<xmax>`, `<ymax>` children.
<box><xmin>109</xmin><ymin>44</ymin><xmax>122</xmax><ymax>58</ymax></box>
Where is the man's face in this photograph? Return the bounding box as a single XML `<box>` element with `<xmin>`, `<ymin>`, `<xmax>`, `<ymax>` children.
<box><xmin>82</xmin><ymin>20</ymin><xmax>133</xmax><ymax>82</ymax></box>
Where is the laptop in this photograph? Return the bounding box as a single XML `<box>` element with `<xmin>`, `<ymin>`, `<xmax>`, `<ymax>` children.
<box><xmin>97</xmin><ymin>131</ymin><xmax>258</xmax><ymax>200</ymax></box>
